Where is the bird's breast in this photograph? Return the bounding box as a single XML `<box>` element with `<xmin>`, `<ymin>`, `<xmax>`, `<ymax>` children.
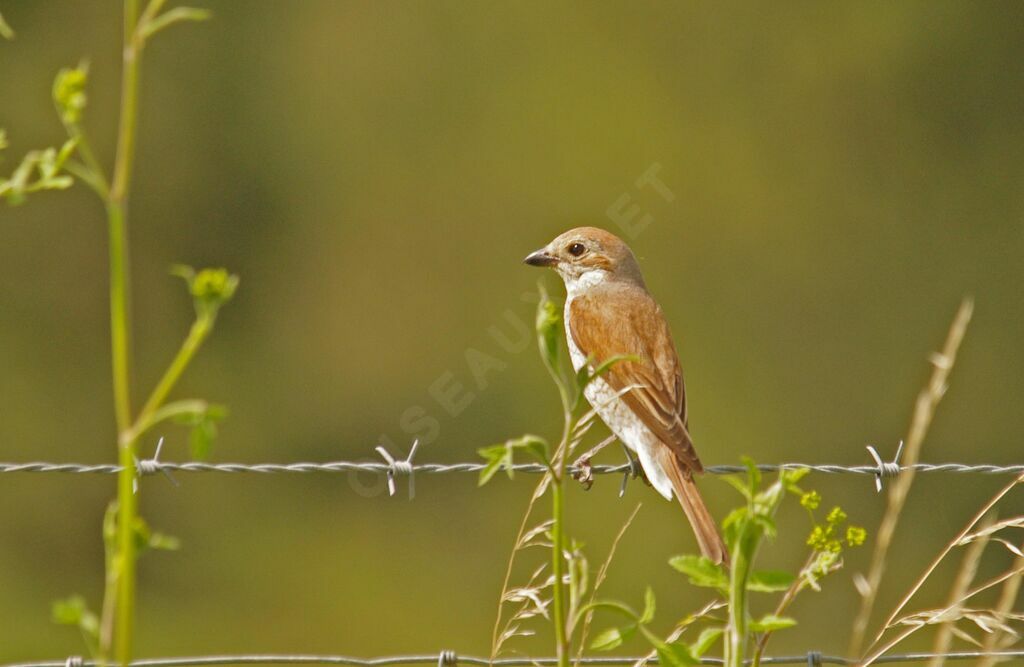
<box><xmin>564</xmin><ymin>297</ymin><xmax>588</xmax><ymax>373</ymax></box>
<box><xmin>564</xmin><ymin>297</ymin><xmax>647</xmax><ymax>450</ymax></box>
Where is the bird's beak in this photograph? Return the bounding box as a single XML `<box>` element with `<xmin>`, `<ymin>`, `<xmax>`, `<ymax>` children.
<box><xmin>523</xmin><ymin>248</ymin><xmax>557</xmax><ymax>267</ymax></box>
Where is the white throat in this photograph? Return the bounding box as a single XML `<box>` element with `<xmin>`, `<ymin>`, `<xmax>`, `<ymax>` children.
<box><xmin>562</xmin><ymin>268</ymin><xmax>609</xmax><ymax>298</ymax></box>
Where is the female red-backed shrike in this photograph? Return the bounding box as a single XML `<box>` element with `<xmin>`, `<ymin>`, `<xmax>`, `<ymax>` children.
<box><xmin>524</xmin><ymin>227</ymin><xmax>727</xmax><ymax>564</ymax></box>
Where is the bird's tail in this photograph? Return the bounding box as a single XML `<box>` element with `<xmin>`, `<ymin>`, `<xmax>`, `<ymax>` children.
<box><xmin>657</xmin><ymin>448</ymin><xmax>729</xmax><ymax>566</ymax></box>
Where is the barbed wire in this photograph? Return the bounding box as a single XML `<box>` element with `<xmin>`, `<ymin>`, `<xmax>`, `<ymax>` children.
<box><xmin>5</xmin><ymin>460</ymin><xmax>1024</xmax><ymax>476</ymax></box>
<box><xmin>8</xmin><ymin>650</ymin><xmax>1024</xmax><ymax>667</ymax></box>
<box><xmin>2</xmin><ymin>438</ymin><xmax>1022</xmax><ymax>498</ymax></box>
<box><xmin>1</xmin><ymin>458</ymin><xmax>1024</xmax><ymax>480</ymax></box>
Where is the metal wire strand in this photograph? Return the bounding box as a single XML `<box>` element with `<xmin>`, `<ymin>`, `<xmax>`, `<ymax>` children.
<box><xmin>1</xmin><ymin>459</ymin><xmax>1023</xmax><ymax>477</ymax></box>
<box><xmin>8</xmin><ymin>651</ymin><xmax>1024</xmax><ymax>667</ymax></box>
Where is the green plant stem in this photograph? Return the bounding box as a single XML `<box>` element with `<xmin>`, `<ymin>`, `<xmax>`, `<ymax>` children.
<box><xmin>114</xmin><ymin>427</ymin><xmax>136</xmax><ymax>664</ymax></box>
<box><xmin>137</xmin><ymin>316</ymin><xmax>213</xmax><ymax>424</ymax></box>
<box><xmin>108</xmin><ymin>201</ymin><xmax>132</xmax><ymax>432</ymax></box>
<box><xmin>724</xmin><ymin>528</ymin><xmax>752</xmax><ymax>667</ymax></box>
<box><xmin>128</xmin><ymin>398</ymin><xmax>212</xmax><ymax>442</ymax></box>
<box><xmin>750</xmin><ymin>554</ymin><xmax>814</xmax><ymax>667</ymax></box>
<box><xmin>550</xmin><ymin>470</ymin><xmax>569</xmax><ymax>667</ymax></box>
<box><xmin>60</xmin><ymin>126</ymin><xmax>110</xmax><ymax>198</ymax></box>
<box><xmin>549</xmin><ymin>397</ymin><xmax>575</xmax><ymax>667</ymax></box>
<box><xmin>99</xmin><ymin>504</ymin><xmax>119</xmax><ymax>656</ymax></box>
<box><xmin>112</xmin><ymin>0</ymin><xmax>141</xmax><ymax>203</ymax></box>
<box><xmin>111</xmin><ymin>1</ymin><xmax>142</xmax><ymax>662</ymax></box>
<box><xmin>550</xmin><ymin>367</ymin><xmax>575</xmax><ymax>667</ymax></box>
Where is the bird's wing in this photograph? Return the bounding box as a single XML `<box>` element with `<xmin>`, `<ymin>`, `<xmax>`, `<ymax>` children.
<box><xmin>569</xmin><ymin>287</ymin><xmax>703</xmax><ymax>474</ymax></box>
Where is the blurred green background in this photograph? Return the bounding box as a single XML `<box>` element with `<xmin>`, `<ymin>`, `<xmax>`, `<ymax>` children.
<box><xmin>2</xmin><ymin>0</ymin><xmax>1023</xmax><ymax>661</ymax></box>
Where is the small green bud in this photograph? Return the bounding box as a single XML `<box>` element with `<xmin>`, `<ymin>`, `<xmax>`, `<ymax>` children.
<box><xmin>846</xmin><ymin>525</ymin><xmax>867</xmax><ymax>547</ymax></box>
<box><xmin>800</xmin><ymin>490</ymin><xmax>821</xmax><ymax>510</ymax></box>
<box><xmin>826</xmin><ymin>506</ymin><xmax>847</xmax><ymax>526</ymax></box>
<box><xmin>191</xmin><ymin>268</ymin><xmax>238</xmax><ymax>303</ymax></box>
<box><xmin>806</xmin><ymin>525</ymin><xmax>827</xmax><ymax>550</ymax></box>
<box><xmin>53</xmin><ymin>63</ymin><xmax>89</xmax><ymax>125</ymax></box>
<box><xmin>172</xmin><ymin>265</ymin><xmax>239</xmax><ymax>318</ymax></box>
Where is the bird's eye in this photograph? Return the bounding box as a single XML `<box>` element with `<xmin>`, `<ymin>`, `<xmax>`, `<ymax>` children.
<box><xmin>568</xmin><ymin>243</ymin><xmax>586</xmax><ymax>257</ymax></box>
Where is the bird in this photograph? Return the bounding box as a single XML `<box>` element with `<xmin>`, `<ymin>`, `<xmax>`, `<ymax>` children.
<box><xmin>524</xmin><ymin>226</ymin><xmax>728</xmax><ymax>564</ymax></box>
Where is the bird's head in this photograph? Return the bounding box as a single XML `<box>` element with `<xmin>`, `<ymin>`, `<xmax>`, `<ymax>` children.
<box><xmin>523</xmin><ymin>226</ymin><xmax>645</xmax><ymax>292</ymax></box>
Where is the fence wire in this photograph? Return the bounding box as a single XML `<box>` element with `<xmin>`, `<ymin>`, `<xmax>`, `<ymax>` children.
<box><xmin>1</xmin><ymin>458</ymin><xmax>1023</xmax><ymax>482</ymax></box>
<box><xmin>4</xmin><ymin>455</ymin><xmax>1023</xmax><ymax>666</ymax></box>
<box><xmin>7</xmin><ymin>650</ymin><xmax>1024</xmax><ymax>667</ymax></box>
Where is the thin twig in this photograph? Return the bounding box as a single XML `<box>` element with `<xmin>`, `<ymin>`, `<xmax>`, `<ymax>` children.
<box><xmin>574</xmin><ymin>502</ymin><xmax>643</xmax><ymax>661</ymax></box>
<box><xmin>976</xmin><ymin>546</ymin><xmax>1024</xmax><ymax>667</ymax></box>
<box><xmin>926</xmin><ymin>513</ymin><xmax>993</xmax><ymax>667</ymax></box>
<box><xmin>849</xmin><ymin>298</ymin><xmax>974</xmax><ymax>657</ymax></box>
<box><xmin>491</xmin><ymin>475</ymin><xmax>552</xmax><ymax>661</ymax></box>
<box><xmin>874</xmin><ymin>473</ymin><xmax>1023</xmax><ymax>643</ymax></box>
<box><xmin>861</xmin><ymin>563</ymin><xmax>1024</xmax><ymax>667</ymax></box>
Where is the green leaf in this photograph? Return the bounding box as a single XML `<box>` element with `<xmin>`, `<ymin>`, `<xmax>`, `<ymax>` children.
<box><xmin>173</xmin><ymin>402</ymin><xmax>227</xmax><ymax>461</ymax></box>
<box><xmin>782</xmin><ymin>467</ymin><xmax>810</xmax><ymax>493</ymax></box>
<box><xmin>514</xmin><ymin>434</ymin><xmax>549</xmax><ymax>465</ymax></box>
<box><xmin>577</xmin><ymin>599</ymin><xmax>639</xmax><ymax>620</ymax></box>
<box><xmin>655</xmin><ymin>642</ymin><xmax>699</xmax><ymax>667</ymax></box>
<box><xmin>747</xmin><ymin>570</ymin><xmax>795</xmax><ymax>593</ymax></box>
<box><xmin>749</xmin><ymin>614</ymin><xmax>797</xmax><ymax>632</ymax></box>
<box><xmin>668</xmin><ymin>554</ymin><xmax>728</xmax><ymax>590</ymax></box>
<box><xmin>52</xmin><ymin>595</ymin><xmax>89</xmax><ymax>625</ymax></box>
<box><xmin>742</xmin><ymin>456</ymin><xmax>761</xmax><ymax>494</ymax></box>
<box><xmin>639</xmin><ymin>586</ymin><xmax>656</xmax><ymax>624</ymax></box>
<box><xmin>576</xmin><ymin>354</ymin><xmax>640</xmax><ymax>392</ymax></box>
<box><xmin>637</xmin><ymin>625</ymin><xmax>700</xmax><ymax>667</ymax></box>
<box><xmin>751</xmin><ymin>514</ymin><xmax>778</xmax><ymax>539</ymax></box>
<box><xmin>189</xmin><ymin>415</ymin><xmax>216</xmax><ymax>460</ymax></box>
<box><xmin>477</xmin><ymin>458</ymin><xmax>503</xmax><ymax>486</ymax></box>
<box><xmin>691</xmin><ymin>626</ymin><xmax>724</xmax><ymax>656</ymax></box>
<box><xmin>1</xmin><ymin>137</ymin><xmax>80</xmax><ymax>206</ymax></box>
<box><xmin>132</xmin><ymin>516</ymin><xmax>181</xmax><ymax>553</ymax></box>
<box><xmin>51</xmin><ymin>595</ymin><xmax>99</xmax><ymax>641</ymax></box>
<box><xmin>477</xmin><ymin>444</ymin><xmax>512</xmax><ymax>485</ymax></box>
<box><xmin>139</xmin><ymin>6</ymin><xmax>212</xmax><ymax>40</ymax></box>
<box><xmin>52</xmin><ymin>595</ymin><xmax>99</xmax><ymax>655</ymax></box>
<box><xmin>722</xmin><ymin>474</ymin><xmax>753</xmax><ymax>501</ymax></box>
<box><xmin>535</xmin><ymin>283</ymin><xmax>562</xmax><ymax>376</ymax></box>
<box><xmin>477</xmin><ymin>435</ymin><xmax>549</xmax><ymax>485</ymax></box>
<box><xmin>148</xmin><ymin>531</ymin><xmax>181</xmax><ymax>551</ymax></box>
<box><xmin>591</xmin><ymin>624</ymin><xmax>636</xmax><ymax>651</ymax></box>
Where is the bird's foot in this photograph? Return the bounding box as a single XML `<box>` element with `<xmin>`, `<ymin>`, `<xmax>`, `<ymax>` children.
<box><xmin>619</xmin><ymin>444</ymin><xmax>649</xmax><ymax>496</ymax></box>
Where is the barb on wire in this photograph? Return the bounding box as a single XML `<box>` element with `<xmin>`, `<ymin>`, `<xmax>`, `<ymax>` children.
<box><xmin>133</xmin><ymin>437</ymin><xmax>178</xmax><ymax>493</ymax></box>
<box><xmin>866</xmin><ymin>440</ymin><xmax>904</xmax><ymax>493</ymax></box>
<box><xmin>8</xmin><ymin>650</ymin><xmax>1024</xmax><ymax>667</ymax></box>
<box><xmin>375</xmin><ymin>439</ymin><xmax>420</xmax><ymax>497</ymax></box>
